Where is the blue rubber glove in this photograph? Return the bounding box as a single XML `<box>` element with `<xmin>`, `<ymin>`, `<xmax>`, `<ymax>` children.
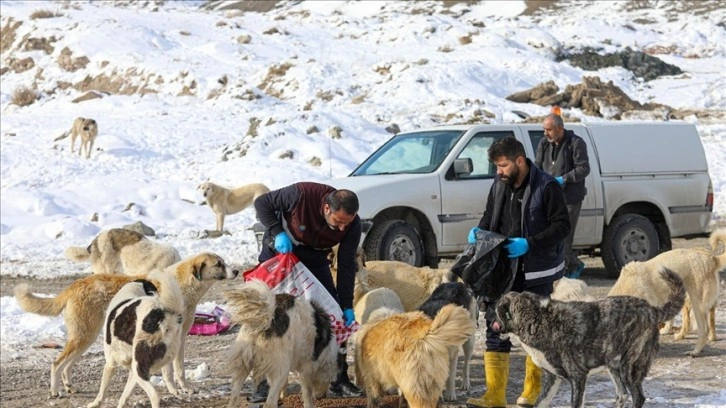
<box><xmin>343</xmin><ymin>308</ymin><xmax>356</xmax><ymax>327</ymax></box>
<box><xmin>504</xmin><ymin>237</ymin><xmax>529</xmax><ymax>258</ymax></box>
<box><xmin>468</xmin><ymin>227</ymin><xmax>481</xmax><ymax>244</ymax></box>
<box><xmin>274</xmin><ymin>232</ymin><xmax>292</xmax><ymax>254</ymax></box>
<box><xmin>555</xmin><ymin>176</ymin><xmax>564</xmax><ymax>185</ymax></box>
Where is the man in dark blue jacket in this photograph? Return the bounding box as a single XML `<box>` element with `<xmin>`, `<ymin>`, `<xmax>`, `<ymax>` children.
<box><xmin>250</xmin><ymin>182</ymin><xmax>363</xmax><ymax>401</ymax></box>
<box><xmin>535</xmin><ymin>113</ymin><xmax>590</xmax><ymax>278</ymax></box>
<box><xmin>466</xmin><ymin>137</ymin><xmax>570</xmax><ymax>408</ymax></box>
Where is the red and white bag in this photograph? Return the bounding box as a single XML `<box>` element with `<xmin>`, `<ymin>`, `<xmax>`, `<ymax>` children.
<box><xmin>242</xmin><ymin>253</ymin><xmax>358</xmax><ymax>345</ymax></box>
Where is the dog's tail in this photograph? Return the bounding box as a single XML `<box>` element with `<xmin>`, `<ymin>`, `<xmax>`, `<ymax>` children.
<box><xmin>14</xmin><ymin>283</ymin><xmax>73</xmax><ymax>316</ymax></box>
<box><xmin>64</xmin><ymin>244</ymin><xmax>91</xmax><ymax>262</ymax></box>
<box><xmin>423</xmin><ymin>304</ymin><xmax>476</xmax><ymax>354</ymax></box>
<box><xmin>147</xmin><ymin>269</ymin><xmax>184</xmax><ymax>315</ymax></box>
<box><xmin>223</xmin><ymin>279</ymin><xmax>276</xmax><ymax>333</ymax></box>
<box><xmin>655</xmin><ymin>267</ymin><xmax>686</xmax><ymax>323</ymax></box>
<box><xmin>53</xmin><ymin>130</ymin><xmax>70</xmax><ymax>142</ymax></box>
<box><xmin>709</xmin><ymin>228</ymin><xmax>726</xmax><ymax>272</ymax></box>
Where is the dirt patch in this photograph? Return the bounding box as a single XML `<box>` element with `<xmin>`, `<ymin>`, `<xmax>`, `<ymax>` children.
<box><xmin>0</xmin><ymin>18</ymin><xmax>23</xmax><ymax>53</ymax></box>
<box><xmin>57</xmin><ymin>47</ymin><xmax>90</xmax><ymax>72</ymax></box>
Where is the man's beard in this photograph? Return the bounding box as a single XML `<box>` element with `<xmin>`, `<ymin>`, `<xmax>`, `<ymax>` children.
<box><xmin>501</xmin><ymin>167</ymin><xmax>519</xmax><ymax>186</ymax></box>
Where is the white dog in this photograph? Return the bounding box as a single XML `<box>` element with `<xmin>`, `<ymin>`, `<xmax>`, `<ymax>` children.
<box><xmin>65</xmin><ymin>228</ymin><xmax>181</xmax><ymax>275</ymax></box>
<box><xmin>223</xmin><ymin>279</ymin><xmax>338</xmax><ymax>408</ymax></box>
<box><xmin>608</xmin><ymin>229</ymin><xmax>726</xmax><ymax>356</ymax></box>
<box><xmin>197</xmin><ymin>181</ymin><xmax>270</xmax><ymax>231</ymax></box>
<box><xmin>87</xmin><ymin>271</ymin><xmax>184</xmax><ymax>408</ymax></box>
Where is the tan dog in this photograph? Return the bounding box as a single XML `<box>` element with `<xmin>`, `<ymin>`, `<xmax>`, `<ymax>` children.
<box><xmin>355</xmin><ymin>304</ymin><xmax>475</xmax><ymax>408</ymax></box>
<box><xmin>223</xmin><ymin>279</ymin><xmax>337</xmax><ymax>408</ymax></box>
<box><xmin>87</xmin><ymin>272</ymin><xmax>184</xmax><ymax>408</ymax></box>
<box><xmin>197</xmin><ymin>181</ymin><xmax>270</xmax><ymax>231</ymax></box>
<box><xmin>54</xmin><ymin>117</ymin><xmax>99</xmax><ymax>159</ymax></box>
<box><xmin>329</xmin><ymin>247</ymin><xmax>453</xmax><ymax>311</ymax></box>
<box><xmin>552</xmin><ymin>277</ymin><xmax>595</xmax><ymax>302</ymax></box>
<box><xmin>608</xmin><ymin>229</ymin><xmax>726</xmax><ymax>356</ymax></box>
<box><xmin>65</xmin><ymin>228</ymin><xmax>182</xmax><ymax>275</ymax></box>
<box><xmin>14</xmin><ymin>252</ymin><xmax>238</xmax><ymax>397</ymax></box>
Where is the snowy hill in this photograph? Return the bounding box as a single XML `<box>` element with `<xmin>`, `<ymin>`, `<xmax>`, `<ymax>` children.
<box><xmin>1</xmin><ymin>0</ymin><xmax>724</xmax><ymax>276</ymax></box>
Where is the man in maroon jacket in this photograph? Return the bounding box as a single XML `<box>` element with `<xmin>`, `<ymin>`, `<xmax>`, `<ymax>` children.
<box><xmin>249</xmin><ymin>181</ymin><xmax>363</xmax><ymax>401</ymax></box>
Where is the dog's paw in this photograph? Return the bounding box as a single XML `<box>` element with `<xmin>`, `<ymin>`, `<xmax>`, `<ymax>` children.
<box><xmin>442</xmin><ymin>390</ymin><xmax>457</xmax><ymax>401</ymax></box>
<box><xmin>687</xmin><ymin>350</ymin><xmax>702</xmax><ymax>358</ymax></box>
<box><xmin>180</xmin><ymin>385</ymin><xmax>197</xmax><ymax>395</ymax></box>
<box><xmin>63</xmin><ymin>384</ymin><xmax>78</xmax><ymax>394</ymax></box>
<box><xmin>460</xmin><ymin>381</ymin><xmax>471</xmax><ymax>391</ymax></box>
<box><xmin>48</xmin><ymin>391</ymin><xmax>61</xmax><ymax>399</ymax></box>
<box><xmin>674</xmin><ymin>332</ymin><xmax>686</xmax><ymax>341</ymax></box>
<box><xmin>87</xmin><ymin>400</ymin><xmax>101</xmax><ymax>408</ymax></box>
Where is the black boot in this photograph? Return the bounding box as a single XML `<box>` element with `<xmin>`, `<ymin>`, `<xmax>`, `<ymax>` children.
<box><xmin>328</xmin><ymin>350</ymin><xmax>363</xmax><ymax>398</ymax></box>
<box><xmin>247</xmin><ymin>379</ymin><xmax>270</xmax><ymax>403</ymax></box>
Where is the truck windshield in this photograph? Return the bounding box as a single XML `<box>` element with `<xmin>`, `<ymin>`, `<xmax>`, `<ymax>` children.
<box><xmin>351</xmin><ymin>130</ymin><xmax>465</xmax><ymax>176</ymax></box>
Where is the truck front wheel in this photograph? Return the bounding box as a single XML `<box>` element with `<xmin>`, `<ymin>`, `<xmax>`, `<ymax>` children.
<box><xmin>602</xmin><ymin>214</ymin><xmax>660</xmax><ymax>277</ymax></box>
<box><xmin>364</xmin><ymin>220</ymin><xmax>424</xmax><ymax>267</ymax></box>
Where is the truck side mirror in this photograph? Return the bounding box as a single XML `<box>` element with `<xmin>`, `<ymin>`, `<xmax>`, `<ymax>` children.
<box><xmin>453</xmin><ymin>158</ymin><xmax>473</xmax><ymax>177</ymax></box>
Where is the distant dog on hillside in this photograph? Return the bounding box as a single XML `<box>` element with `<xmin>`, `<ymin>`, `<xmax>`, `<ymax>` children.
<box><xmin>197</xmin><ymin>181</ymin><xmax>270</xmax><ymax>231</ymax></box>
<box><xmin>54</xmin><ymin>117</ymin><xmax>99</xmax><ymax>159</ymax></box>
<box><xmin>494</xmin><ymin>268</ymin><xmax>685</xmax><ymax>408</ymax></box>
<box><xmin>64</xmin><ymin>228</ymin><xmax>181</xmax><ymax>275</ymax></box>
<box><xmin>608</xmin><ymin>228</ymin><xmax>726</xmax><ymax>356</ymax></box>
<box><xmin>87</xmin><ymin>272</ymin><xmax>184</xmax><ymax>408</ymax></box>
<box><xmin>223</xmin><ymin>279</ymin><xmax>337</xmax><ymax>408</ymax></box>
<box><xmin>355</xmin><ymin>304</ymin><xmax>475</xmax><ymax>408</ymax></box>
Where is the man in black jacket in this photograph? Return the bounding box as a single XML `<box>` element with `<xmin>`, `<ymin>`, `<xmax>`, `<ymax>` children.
<box><xmin>535</xmin><ymin>113</ymin><xmax>590</xmax><ymax>278</ymax></box>
<box><xmin>250</xmin><ymin>181</ymin><xmax>363</xmax><ymax>401</ymax></box>
<box><xmin>466</xmin><ymin>137</ymin><xmax>570</xmax><ymax>408</ymax></box>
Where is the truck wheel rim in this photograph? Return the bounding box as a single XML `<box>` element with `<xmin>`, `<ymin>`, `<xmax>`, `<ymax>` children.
<box><xmin>621</xmin><ymin>228</ymin><xmax>650</xmax><ymax>262</ymax></box>
<box><xmin>389</xmin><ymin>235</ymin><xmax>416</xmax><ymax>264</ymax></box>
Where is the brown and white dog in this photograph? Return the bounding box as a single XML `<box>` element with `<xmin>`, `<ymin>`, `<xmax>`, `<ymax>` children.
<box><xmin>223</xmin><ymin>279</ymin><xmax>338</xmax><ymax>408</ymax></box>
<box><xmin>355</xmin><ymin>304</ymin><xmax>475</xmax><ymax>408</ymax></box>
<box><xmin>64</xmin><ymin>228</ymin><xmax>182</xmax><ymax>275</ymax></box>
<box><xmin>608</xmin><ymin>228</ymin><xmax>726</xmax><ymax>356</ymax></box>
<box><xmin>55</xmin><ymin>117</ymin><xmax>99</xmax><ymax>159</ymax></box>
<box><xmin>197</xmin><ymin>181</ymin><xmax>270</xmax><ymax>231</ymax></box>
<box><xmin>14</xmin><ymin>252</ymin><xmax>238</xmax><ymax>397</ymax></box>
<box><xmin>87</xmin><ymin>271</ymin><xmax>184</xmax><ymax>408</ymax></box>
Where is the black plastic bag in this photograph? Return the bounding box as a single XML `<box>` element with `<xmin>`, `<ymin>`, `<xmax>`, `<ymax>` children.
<box><xmin>450</xmin><ymin>230</ymin><xmax>514</xmax><ymax>304</ymax></box>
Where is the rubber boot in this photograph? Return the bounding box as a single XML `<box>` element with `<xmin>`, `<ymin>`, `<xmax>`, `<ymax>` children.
<box><xmin>328</xmin><ymin>346</ymin><xmax>363</xmax><ymax>398</ymax></box>
<box><xmin>466</xmin><ymin>351</ymin><xmax>509</xmax><ymax>408</ymax></box>
<box><xmin>516</xmin><ymin>355</ymin><xmax>542</xmax><ymax>407</ymax></box>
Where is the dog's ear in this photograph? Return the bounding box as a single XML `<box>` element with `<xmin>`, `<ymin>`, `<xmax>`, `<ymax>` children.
<box><xmin>193</xmin><ymin>261</ymin><xmax>204</xmax><ymax>280</ymax></box>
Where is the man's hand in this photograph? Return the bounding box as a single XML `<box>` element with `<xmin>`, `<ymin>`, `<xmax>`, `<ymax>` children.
<box><xmin>274</xmin><ymin>232</ymin><xmax>292</xmax><ymax>254</ymax></box>
<box><xmin>504</xmin><ymin>237</ymin><xmax>529</xmax><ymax>258</ymax></box>
<box><xmin>343</xmin><ymin>308</ymin><xmax>356</xmax><ymax>327</ymax></box>
<box><xmin>555</xmin><ymin>176</ymin><xmax>564</xmax><ymax>185</ymax></box>
<box><xmin>468</xmin><ymin>227</ymin><xmax>481</xmax><ymax>244</ymax></box>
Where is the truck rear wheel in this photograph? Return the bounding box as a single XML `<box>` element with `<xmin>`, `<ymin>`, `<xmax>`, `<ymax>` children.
<box><xmin>364</xmin><ymin>220</ymin><xmax>424</xmax><ymax>267</ymax></box>
<box><xmin>602</xmin><ymin>214</ymin><xmax>660</xmax><ymax>277</ymax></box>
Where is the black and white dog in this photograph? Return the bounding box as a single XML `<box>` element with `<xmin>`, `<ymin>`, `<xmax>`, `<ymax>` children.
<box><xmin>418</xmin><ymin>282</ymin><xmax>478</xmax><ymax>401</ymax></box>
<box><xmin>87</xmin><ymin>272</ymin><xmax>184</xmax><ymax>408</ymax></box>
<box><xmin>493</xmin><ymin>268</ymin><xmax>685</xmax><ymax>408</ymax></box>
<box><xmin>223</xmin><ymin>279</ymin><xmax>338</xmax><ymax>408</ymax></box>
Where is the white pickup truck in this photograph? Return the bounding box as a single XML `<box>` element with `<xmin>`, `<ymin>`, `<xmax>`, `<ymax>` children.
<box><xmin>325</xmin><ymin>122</ymin><xmax>714</xmax><ymax>276</ymax></box>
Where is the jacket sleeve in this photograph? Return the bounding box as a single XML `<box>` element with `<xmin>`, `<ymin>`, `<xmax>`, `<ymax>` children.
<box><xmin>563</xmin><ymin>135</ymin><xmax>590</xmax><ymax>183</ymax></box>
<box><xmin>477</xmin><ymin>184</ymin><xmax>496</xmax><ymax>231</ymax></box>
<box><xmin>534</xmin><ymin>138</ymin><xmax>546</xmax><ymax>170</ymax></box>
<box><xmin>253</xmin><ymin>184</ymin><xmax>301</xmax><ymax>237</ymax></box>
<box><xmin>335</xmin><ymin>217</ymin><xmax>362</xmax><ymax>310</ymax></box>
<box><xmin>527</xmin><ymin>182</ymin><xmax>571</xmax><ymax>249</ymax></box>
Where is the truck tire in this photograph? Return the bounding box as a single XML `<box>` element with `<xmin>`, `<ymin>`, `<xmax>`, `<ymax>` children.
<box><xmin>364</xmin><ymin>220</ymin><xmax>424</xmax><ymax>267</ymax></box>
<box><xmin>602</xmin><ymin>214</ymin><xmax>660</xmax><ymax>277</ymax></box>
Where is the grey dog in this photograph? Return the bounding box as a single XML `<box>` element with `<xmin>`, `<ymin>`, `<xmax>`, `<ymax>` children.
<box><xmin>494</xmin><ymin>268</ymin><xmax>685</xmax><ymax>408</ymax></box>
